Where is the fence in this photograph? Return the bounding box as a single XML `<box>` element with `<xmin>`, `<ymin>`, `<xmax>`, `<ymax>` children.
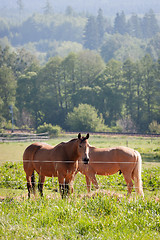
<box><xmin>0</xmin><ymin>132</ymin><xmax>49</xmax><ymax>142</ymax></box>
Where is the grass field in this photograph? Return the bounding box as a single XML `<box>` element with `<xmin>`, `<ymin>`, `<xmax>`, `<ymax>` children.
<box><xmin>0</xmin><ymin>134</ymin><xmax>160</xmax><ymax>239</ymax></box>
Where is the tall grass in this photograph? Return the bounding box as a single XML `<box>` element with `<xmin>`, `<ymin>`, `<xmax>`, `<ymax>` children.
<box><xmin>0</xmin><ymin>193</ymin><xmax>159</xmax><ymax>239</ymax></box>
<box><xmin>0</xmin><ymin>134</ymin><xmax>160</xmax><ymax>239</ymax></box>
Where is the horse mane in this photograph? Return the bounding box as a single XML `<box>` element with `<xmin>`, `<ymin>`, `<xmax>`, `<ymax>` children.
<box><xmin>54</xmin><ymin>139</ymin><xmax>77</xmax><ymax>148</ymax></box>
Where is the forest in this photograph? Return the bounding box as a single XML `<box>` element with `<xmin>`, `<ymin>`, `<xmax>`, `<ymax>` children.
<box><xmin>1</xmin><ymin>45</ymin><xmax>160</xmax><ymax>133</ymax></box>
<box><xmin>0</xmin><ymin>3</ymin><xmax>160</xmax><ymax>133</ymax></box>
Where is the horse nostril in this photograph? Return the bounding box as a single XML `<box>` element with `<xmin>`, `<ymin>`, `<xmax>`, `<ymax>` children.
<box><xmin>83</xmin><ymin>158</ymin><xmax>89</xmax><ymax>164</ymax></box>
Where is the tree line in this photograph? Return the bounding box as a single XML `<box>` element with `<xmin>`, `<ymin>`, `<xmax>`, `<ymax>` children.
<box><xmin>0</xmin><ymin>45</ymin><xmax>160</xmax><ymax>133</ymax></box>
<box><xmin>0</xmin><ymin>9</ymin><xmax>160</xmax><ymax>63</ymax></box>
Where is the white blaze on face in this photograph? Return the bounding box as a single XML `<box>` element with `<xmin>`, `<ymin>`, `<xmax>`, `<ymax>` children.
<box><xmin>86</xmin><ymin>144</ymin><xmax>89</xmax><ymax>160</ymax></box>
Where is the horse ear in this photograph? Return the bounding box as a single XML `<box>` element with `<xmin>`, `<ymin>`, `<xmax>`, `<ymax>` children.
<box><xmin>78</xmin><ymin>133</ymin><xmax>81</xmax><ymax>139</ymax></box>
<box><xmin>86</xmin><ymin>133</ymin><xmax>89</xmax><ymax>139</ymax></box>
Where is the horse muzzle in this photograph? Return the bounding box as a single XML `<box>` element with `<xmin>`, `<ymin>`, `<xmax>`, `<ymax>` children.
<box><xmin>83</xmin><ymin>157</ymin><xmax>89</xmax><ymax>164</ymax></box>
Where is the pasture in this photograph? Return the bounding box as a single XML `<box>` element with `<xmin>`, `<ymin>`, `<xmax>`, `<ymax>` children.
<box><xmin>0</xmin><ymin>134</ymin><xmax>160</xmax><ymax>239</ymax></box>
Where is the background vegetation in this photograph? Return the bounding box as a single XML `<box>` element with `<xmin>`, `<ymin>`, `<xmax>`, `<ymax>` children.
<box><xmin>0</xmin><ymin>1</ymin><xmax>160</xmax><ymax>133</ymax></box>
<box><xmin>1</xmin><ymin>46</ymin><xmax>160</xmax><ymax>133</ymax></box>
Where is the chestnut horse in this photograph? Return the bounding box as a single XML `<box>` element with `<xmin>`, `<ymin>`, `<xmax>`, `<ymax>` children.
<box><xmin>78</xmin><ymin>145</ymin><xmax>144</xmax><ymax>197</ymax></box>
<box><xmin>23</xmin><ymin>133</ymin><xmax>89</xmax><ymax>198</ymax></box>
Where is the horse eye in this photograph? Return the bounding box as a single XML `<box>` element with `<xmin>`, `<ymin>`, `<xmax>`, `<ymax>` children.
<box><xmin>79</xmin><ymin>145</ymin><xmax>82</xmax><ymax>148</ymax></box>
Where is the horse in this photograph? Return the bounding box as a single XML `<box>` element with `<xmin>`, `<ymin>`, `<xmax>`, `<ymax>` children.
<box><xmin>78</xmin><ymin>145</ymin><xmax>144</xmax><ymax>197</ymax></box>
<box><xmin>23</xmin><ymin>133</ymin><xmax>90</xmax><ymax>198</ymax></box>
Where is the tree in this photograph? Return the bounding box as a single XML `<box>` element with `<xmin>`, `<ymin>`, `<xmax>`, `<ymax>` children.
<box><xmin>66</xmin><ymin>104</ymin><xmax>105</xmax><ymax>132</ymax></box>
<box><xmin>127</xmin><ymin>14</ymin><xmax>142</xmax><ymax>38</ymax></box>
<box><xmin>123</xmin><ymin>59</ymin><xmax>136</xmax><ymax>120</ymax></box>
<box><xmin>100</xmin><ymin>34</ymin><xmax>121</xmax><ymax>62</ymax></box>
<box><xmin>114</xmin><ymin>11</ymin><xmax>127</xmax><ymax>35</ymax></box>
<box><xmin>37</xmin><ymin>56</ymin><xmax>65</xmax><ymax>127</ymax></box>
<box><xmin>43</xmin><ymin>0</ymin><xmax>53</xmax><ymax>15</ymax></box>
<box><xmin>97</xmin><ymin>8</ymin><xmax>105</xmax><ymax>45</ymax></box>
<box><xmin>142</xmin><ymin>9</ymin><xmax>159</xmax><ymax>39</ymax></box>
<box><xmin>65</xmin><ymin>6</ymin><xmax>74</xmax><ymax>16</ymax></box>
<box><xmin>101</xmin><ymin>34</ymin><xmax>146</xmax><ymax>63</ymax></box>
<box><xmin>17</xmin><ymin>0</ymin><xmax>24</xmax><ymax>22</ymax></box>
<box><xmin>61</xmin><ymin>53</ymin><xmax>78</xmax><ymax>111</ymax></box>
<box><xmin>76</xmin><ymin>50</ymin><xmax>105</xmax><ymax>87</ymax></box>
<box><xmin>146</xmin><ymin>33</ymin><xmax>160</xmax><ymax>60</ymax></box>
<box><xmin>140</xmin><ymin>55</ymin><xmax>158</xmax><ymax>126</ymax></box>
<box><xmin>0</xmin><ymin>66</ymin><xmax>16</xmax><ymax>122</ymax></box>
<box><xmin>83</xmin><ymin>16</ymin><xmax>98</xmax><ymax>50</ymax></box>
<box><xmin>16</xmin><ymin>71</ymin><xmax>39</xmax><ymax>127</ymax></box>
<box><xmin>96</xmin><ymin>59</ymin><xmax>124</xmax><ymax>125</ymax></box>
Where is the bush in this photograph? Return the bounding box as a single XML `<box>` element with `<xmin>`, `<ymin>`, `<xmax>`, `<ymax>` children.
<box><xmin>37</xmin><ymin>123</ymin><xmax>62</xmax><ymax>137</ymax></box>
<box><xmin>117</xmin><ymin>116</ymin><xmax>137</xmax><ymax>133</ymax></box>
<box><xmin>149</xmin><ymin>120</ymin><xmax>160</xmax><ymax>134</ymax></box>
<box><xmin>66</xmin><ymin>104</ymin><xmax>106</xmax><ymax>132</ymax></box>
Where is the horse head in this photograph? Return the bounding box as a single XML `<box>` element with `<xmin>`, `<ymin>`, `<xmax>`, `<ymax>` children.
<box><xmin>78</xmin><ymin>133</ymin><xmax>90</xmax><ymax>164</ymax></box>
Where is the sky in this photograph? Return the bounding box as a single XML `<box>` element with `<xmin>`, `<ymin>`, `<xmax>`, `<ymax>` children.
<box><xmin>0</xmin><ymin>0</ymin><xmax>160</xmax><ymax>16</ymax></box>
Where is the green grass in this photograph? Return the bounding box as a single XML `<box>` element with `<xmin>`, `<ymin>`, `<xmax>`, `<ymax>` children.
<box><xmin>0</xmin><ymin>134</ymin><xmax>160</xmax><ymax>239</ymax></box>
<box><xmin>0</xmin><ymin>192</ymin><xmax>159</xmax><ymax>240</ymax></box>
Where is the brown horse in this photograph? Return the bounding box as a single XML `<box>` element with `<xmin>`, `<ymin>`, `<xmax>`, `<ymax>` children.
<box><xmin>23</xmin><ymin>133</ymin><xmax>90</xmax><ymax>198</ymax></box>
<box><xmin>78</xmin><ymin>145</ymin><xmax>144</xmax><ymax>197</ymax></box>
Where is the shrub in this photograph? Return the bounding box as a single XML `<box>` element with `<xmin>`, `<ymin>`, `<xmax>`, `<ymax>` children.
<box><xmin>66</xmin><ymin>104</ymin><xmax>106</xmax><ymax>132</ymax></box>
<box><xmin>117</xmin><ymin>116</ymin><xmax>137</xmax><ymax>133</ymax></box>
<box><xmin>37</xmin><ymin>123</ymin><xmax>62</xmax><ymax>137</ymax></box>
<box><xmin>149</xmin><ymin>120</ymin><xmax>160</xmax><ymax>134</ymax></box>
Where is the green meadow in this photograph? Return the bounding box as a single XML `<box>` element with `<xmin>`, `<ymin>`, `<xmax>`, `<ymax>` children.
<box><xmin>0</xmin><ymin>134</ymin><xmax>160</xmax><ymax>239</ymax></box>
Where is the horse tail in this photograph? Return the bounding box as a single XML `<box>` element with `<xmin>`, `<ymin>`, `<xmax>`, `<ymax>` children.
<box><xmin>132</xmin><ymin>150</ymin><xmax>144</xmax><ymax>197</ymax></box>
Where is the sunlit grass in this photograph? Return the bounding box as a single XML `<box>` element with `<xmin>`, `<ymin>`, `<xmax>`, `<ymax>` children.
<box><xmin>0</xmin><ymin>134</ymin><xmax>160</xmax><ymax>239</ymax></box>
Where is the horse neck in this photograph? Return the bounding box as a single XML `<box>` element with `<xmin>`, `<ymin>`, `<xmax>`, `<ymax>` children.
<box><xmin>66</xmin><ymin>139</ymin><xmax>79</xmax><ymax>161</ymax></box>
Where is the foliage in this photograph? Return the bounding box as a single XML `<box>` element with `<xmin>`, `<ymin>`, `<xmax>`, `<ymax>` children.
<box><xmin>149</xmin><ymin>121</ymin><xmax>160</xmax><ymax>134</ymax></box>
<box><xmin>0</xmin><ymin>8</ymin><xmax>160</xmax><ymax>62</ymax></box>
<box><xmin>66</xmin><ymin>104</ymin><xmax>106</xmax><ymax>132</ymax></box>
<box><xmin>101</xmin><ymin>33</ymin><xmax>146</xmax><ymax>62</ymax></box>
<box><xmin>1</xmin><ymin>44</ymin><xmax>160</xmax><ymax>132</ymax></box>
<box><xmin>37</xmin><ymin>123</ymin><xmax>62</xmax><ymax>137</ymax></box>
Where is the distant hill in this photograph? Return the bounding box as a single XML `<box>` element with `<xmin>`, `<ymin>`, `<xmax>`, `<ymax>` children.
<box><xmin>0</xmin><ymin>0</ymin><xmax>160</xmax><ymax>17</ymax></box>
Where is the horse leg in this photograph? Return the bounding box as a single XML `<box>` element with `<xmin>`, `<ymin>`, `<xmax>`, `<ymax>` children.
<box><xmin>86</xmin><ymin>174</ymin><xmax>99</xmax><ymax>192</ymax></box>
<box><xmin>58</xmin><ymin>176</ymin><xmax>65</xmax><ymax>198</ymax></box>
<box><xmin>38</xmin><ymin>175</ymin><xmax>45</xmax><ymax>197</ymax></box>
<box><xmin>26</xmin><ymin>175</ymin><xmax>32</xmax><ymax>199</ymax></box>
<box><xmin>64</xmin><ymin>180</ymin><xmax>70</xmax><ymax>196</ymax></box>
<box><xmin>123</xmin><ymin>173</ymin><xmax>133</xmax><ymax>196</ymax></box>
<box><xmin>85</xmin><ymin>176</ymin><xmax>91</xmax><ymax>192</ymax></box>
<box><xmin>70</xmin><ymin>175</ymin><xmax>75</xmax><ymax>194</ymax></box>
<box><xmin>91</xmin><ymin>175</ymin><xmax>99</xmax><ymax>190</ymax></box>
<box><xmin>31</xmin><ymin>171</ymin><xmax>35</xmax><ymax>195</ymax></box>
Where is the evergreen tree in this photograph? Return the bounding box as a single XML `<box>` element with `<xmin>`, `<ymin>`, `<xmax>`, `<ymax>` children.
<box><xmin>83</xmin><ymin>16</ymin><xmax>98</xmax><ymax>50</ymax></box>
<box><xmin>96</xmin><ymin>8</ymin><xmax>105</xmax><ymax>46</ymax></box>
<box><xmin>43</xmin><ymin>0</ymin><xmax>53</xmax><ymax>15</ymax></box>
<box><xmin>114</xmin><ymin>11</ymin><xmax>127</xmax><ymax>35</ymax></box>
<box><xmin>65</xmin><ymin>6</ymin><xmax>74</xmax><ymax>16</ymax></box>
<box><xmin>127</xmin><ymin>14</ymin><xmax>142</xmax><ymax>38</ymax></box>
<box><xmin>142</xmin><ymin>9</ymin><xmax>159</xmax><ymax>38</ymax></box>
<box><xmin>16</xmin><ymin>0</ymin><xmax>24</xmax><ymax>18</ymax></box>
